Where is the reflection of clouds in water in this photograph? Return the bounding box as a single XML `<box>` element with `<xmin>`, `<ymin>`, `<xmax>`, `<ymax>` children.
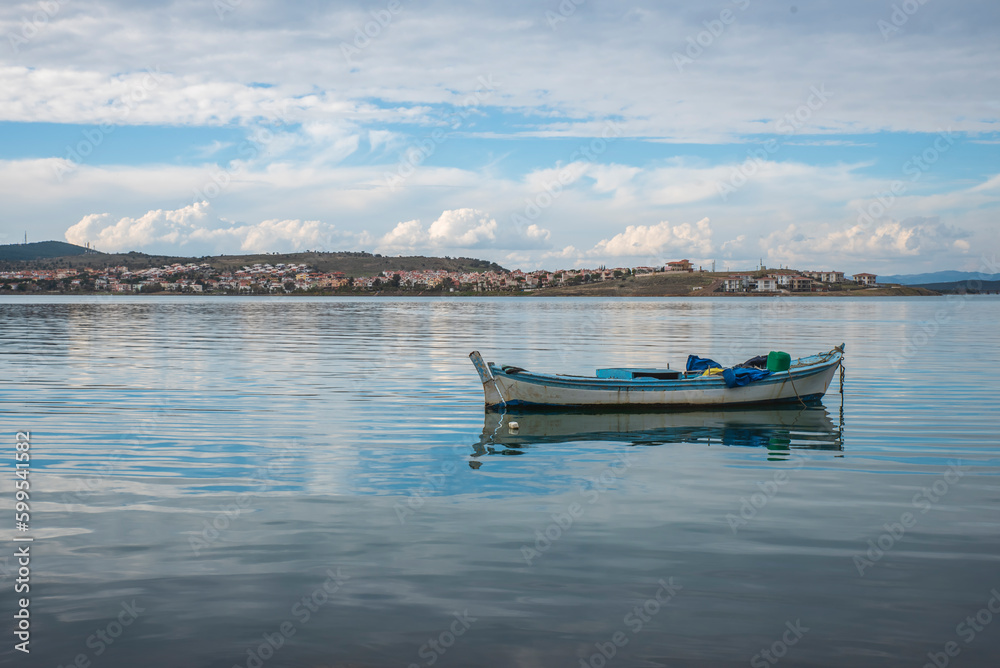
<box><xmin>4</xmin><ymin>295</ymin><xmax>1000</xmax><ymax>667</ymax></box>
<box><xmin>0</xmin><ymin>299</ymin><xmax>860</xmax><ymax>503</ymax></box>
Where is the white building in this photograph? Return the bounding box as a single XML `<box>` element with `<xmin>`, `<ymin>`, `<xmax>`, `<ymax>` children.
<box><xmin>756</xmin><ymin>277</ymin><xmax>778</xmax><ymax>292</ymax></box>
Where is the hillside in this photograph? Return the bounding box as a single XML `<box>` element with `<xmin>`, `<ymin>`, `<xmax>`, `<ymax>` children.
<box><xmin>538</xmin><ymin>272</ymin><xmax>723</xmax><ymax>296</ymax></box>
<box><xmin>0</xmin><ymin>244</ymin><xmax>506</xmax><ymax>276</ymax></box>
<box><xmin>533</xmin><ymin>272</ymin><xmax>940</xmax><ymax>297</ymax></box>
<box><xmin>202</xmin><ymin>251</ymin><xmax>505</xmax><ymax>276</ymax></box>
<box><xmin>912</xmin><ymin>280</ymin><xmax>1000</xmax><ymax>294</ymax></box>
<box><xmin>0</xmin><ymin>240</ymin><xmax>101</xmax><ymax>262</ymax></box>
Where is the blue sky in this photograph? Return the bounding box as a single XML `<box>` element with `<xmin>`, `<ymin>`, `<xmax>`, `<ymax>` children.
<box><xmin>1</xmin><ymin>0</ymin><xmax>998</xmax><ymax>273</ymax></box>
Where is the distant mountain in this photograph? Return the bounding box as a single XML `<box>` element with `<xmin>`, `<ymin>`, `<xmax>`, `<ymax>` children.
<box><xmin>0</xmin><ymin>240</ymin><xmax>101</xmax><ymax>261</ymax></box>
<box><xmin>880</xmin><ymin>270</ymin><xmax>1000</xmax><ymax>285</ymax></box>
<box><xmin>912</xmin><ymin>280</ymin><xmax>1000</xmax><ymax>294</ymax></box>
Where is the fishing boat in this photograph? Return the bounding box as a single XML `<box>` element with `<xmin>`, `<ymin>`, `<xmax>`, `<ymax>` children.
<box><xmin>469</xmin><ymin>345</ymin><xmax>844</xmax><ymax>410</ymax></box>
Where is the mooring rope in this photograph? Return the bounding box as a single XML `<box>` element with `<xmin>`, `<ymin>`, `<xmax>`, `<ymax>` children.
<box><xmin>489</xmin><ymin>400</ymin><xmax>508</xmax><ymax>443</ymax></box>
<box><xmin>492</xmin><ymin>374</ymin><xmax>508</xmax><ymax>408</ymax></box>
<box><xmin>838</xmin><ymin>353</ymin><xmax>846</xmax><ymax>442</ymax></box>
<box><xmin>839</xmin><ymin>354</ymin><xmax>845</xmax><ymax>396</ymax></box>
<box><xmin>487</xmin><ymin>374</ymin><xmax>509</xmax><ymax>443</ymax></box>
<box><xmin>788</xmin><ymin>370</ymin><xmax>807</xmax><ymax>409</ymax></box>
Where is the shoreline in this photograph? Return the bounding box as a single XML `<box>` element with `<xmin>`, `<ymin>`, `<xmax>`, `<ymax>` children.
<box><xmin>0</xmin><ymin>288</ymin><xmax>954</xmax><ymax>298</ymax></box>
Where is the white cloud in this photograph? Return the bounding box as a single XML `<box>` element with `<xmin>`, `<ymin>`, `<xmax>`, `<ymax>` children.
<box><xmin>2</xmin><ymin>2</ymin><xmax>999</xmax><ymax>140</ymax></box>
<box><xmin>378</xmin><ymin>219</ymin><xmax>424</xmax><ymax>249</ymax></box>
<box><xmin>4</xmin><ymin>148</ymin><xmax>989</xmax><ymax>272</ymax></box>
<box><xmin>367</xmin><ymin>129</ymin><xmax>398</xmax><ymax>153</ymax></box>
<box><xmin>759</xmin><ymin>218</ymin><xmax>973</xmax><ymax>267</ymax></box>
<box><xmin>523</xmin><ymin>162</ymin><xmax>591</xmax><ymax>192</ymax></box>
<box><xmin>588</xmin><ymin>218</ymin><xmax>713</xmax><ymax>257</ymax></box>
<box><xmin>543</xmin><ymin>245</ymin><xmax>580</xmax><ymax>260</ymax></box>
<box><xmin>0</xmin><ymin>64</ymin><xmax>423</xmax><ymax>130</ymax></box>
<box><xmin>194</xmin><ymin>140</ymin><xmax>234</xmax><ymax>158</ymax></box>
<box><xmin>521</xmin><ymin>224</ymin><xmax>551</xmax><ymax>243</ymax></box>
<box><xmin>427</xmin><ymin>208</ymin><xmax>497</xmax><ymax>246</ymax></box>
<box><xmin>541</xmin><ymin>218</ymin><xmax>715</xmax><ymax>268</ymax></box>
<box><xmin>64</xmin><ymin>201</ymin><xmax>348</xmax><ymax>254</ymax></box>
<box><xmin>375</xmin><ymin>208</ymin><xmax>550</xmax><ymax>253</ymax></box>
<box><xmin>720</xmin><ymin>235</ymin><xmax>747</xmax><ymax>256</ymax></box>
<box><xmin>587</xmin><ymin>165</ymin><xmax>642</xmax><ymax>195</ymax></box>
<box><xmin>2</xmin><ymin>1</ymin><xmax>999</xmax><ymax>277</ymax></box>
<box><xmin>784</xmin><ymin>140</ymin><xmax>876</xmax><ymax>147</ymax></box>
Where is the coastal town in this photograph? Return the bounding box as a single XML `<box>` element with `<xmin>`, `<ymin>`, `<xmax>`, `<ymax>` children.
<box><xmin>0</xmin><ymin>256</ymin><xmax>880</xmax><ymax>294</ymax></box>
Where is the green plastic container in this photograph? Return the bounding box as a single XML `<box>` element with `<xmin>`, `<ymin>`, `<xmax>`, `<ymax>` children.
<box><xmin>767</xmin><ymin>351</ymin><xmax>791</xmax><ymax>372</ymax></box>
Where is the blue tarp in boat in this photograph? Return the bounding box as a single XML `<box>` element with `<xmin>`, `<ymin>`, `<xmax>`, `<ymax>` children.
<box><xmin>686</xmin><ymin>355</ymin><xmax>722</xmax><ymax>372</ymax></box>
<box><xmin>688</xmin><ymin>354</ymin><xmax>774</xmax><ymax>387</ymax></box>
<box><xmin>722</xmin><ymin>367</ymin><xmax>772</xmax><ymax>388</ymax></box>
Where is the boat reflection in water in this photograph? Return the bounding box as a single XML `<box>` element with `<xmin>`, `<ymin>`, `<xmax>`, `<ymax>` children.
<box><xmin>472</xmin><ymin>405</ymin><xmax>842</xmax><ymax>464</ymax></box>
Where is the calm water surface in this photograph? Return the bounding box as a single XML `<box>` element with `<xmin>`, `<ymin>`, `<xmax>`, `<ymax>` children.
<box><xmin>1</xmin><ymin>295</ymin><xmax>999</xmax><ymax>667</ymax></box>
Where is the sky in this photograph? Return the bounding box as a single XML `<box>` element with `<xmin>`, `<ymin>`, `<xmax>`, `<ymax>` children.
<box><xmin>0</xmin><ymin>0</ymin><xmax>998</xmax><ymax>274</ymax></box>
